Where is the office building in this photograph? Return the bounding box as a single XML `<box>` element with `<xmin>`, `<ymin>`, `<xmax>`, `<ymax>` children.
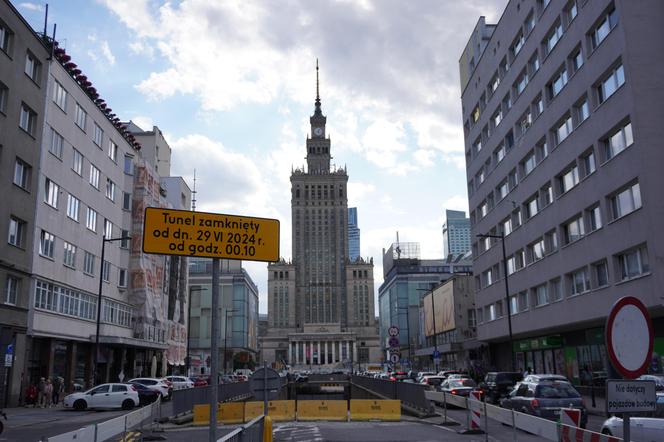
<box><xmin>442</xmin><ymin>209</ymin><xmax>471</xmax><ymax>257</ymax></box>
<box><xmin>348</xmin><ymin>207</ymin><xmax>360</xmax><ymax>261</ymax></box>
<box><xmin>461</xmin><ymin>0</ymin><xmax>664</xmax><ymax>378</ymax></box>
<box><xmin>187</xmin><ymin>258</ymin><xmax>259</xmax><ymax>375</ymax></box>
<box><xmin>378</xmin><ymin>242</ymin><xmax>473</xmax><ymax>368</ymax></box>
<box><xmin>261</xmin><ymin>65</ymin><xmax>380</xmax><ymax>368</ymax></box>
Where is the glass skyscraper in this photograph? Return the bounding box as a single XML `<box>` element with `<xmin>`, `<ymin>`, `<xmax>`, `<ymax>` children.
<box><xmin>348</xmin><ymin>207</ymin><xmax>361</xmax><ymax>261</ymax></box>
<box><xmin>442</xmin><ymin>210</ymin><xmax>471</xmax><ymax>257</ymax></box>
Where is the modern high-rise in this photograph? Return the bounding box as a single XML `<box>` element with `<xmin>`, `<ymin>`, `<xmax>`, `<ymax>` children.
<box><xmin>348</xmin><ymin>207</ymin><xmax>361</xmax><ymax>261</ymax></box>
<box><xmin>442</xmin><ymin>209</ymin><xmax>471</xmax><ymax>257</ymax></box>
<box><xmin>461</xmin><ymin>0</ymin><xmax>664</xmax><ymax>379</ymax></box>
<box><xmin>261</xmin><ymin>65</ymin><xmax>380</xmax><ymax>368</ymax></box>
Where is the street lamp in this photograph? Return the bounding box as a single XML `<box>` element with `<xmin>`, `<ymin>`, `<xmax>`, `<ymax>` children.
<box><xmin>94</xmin><ymin>234</ymin><xmax>131</xmax><ymax>386</ymax></box>
<box><xmin>224</xmin><ymin>309</ymin><xmax>238</xmax><ymax>375</ymax></box>
<box><xmin>186</xmin><ymin>286</ymin><xmax>203</xmax><ymax>377</ymax></box>
<box><xmin>476</xmin><ymin>232</ymin><xmax>515</xmax><ymax>372</ymax></box>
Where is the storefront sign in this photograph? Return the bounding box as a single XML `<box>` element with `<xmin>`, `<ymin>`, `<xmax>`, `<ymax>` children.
<box><xmin>514</xmin><ymin>335</ymin><xmax>563</xmax><ymax>351</ymax></box>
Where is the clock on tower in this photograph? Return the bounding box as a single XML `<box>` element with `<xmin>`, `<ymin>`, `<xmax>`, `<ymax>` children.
<box><xmin>313</xmin><ymin>127</ymin><xmax>323</xmax><ymax>137</ymax></box>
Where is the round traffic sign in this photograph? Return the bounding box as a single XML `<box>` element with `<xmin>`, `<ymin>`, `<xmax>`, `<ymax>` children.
<box><xmin>605</xmin><ymin>296</ymin><xmax>653</xmax><ymax>379</ymax></box>
<box><xmin>388</xmin><ymin>336</ymin><xmax>400</xmax><ymax>348</ymax></box>
<box><xmin>388</xmin><ymin>326</ymin><xmax>399</xmax><ymax>337</ymax></box>
<box><xmin>390</xmin><ymin>353</ymin><xmax>400</xmax><ymax>364</ymax></box>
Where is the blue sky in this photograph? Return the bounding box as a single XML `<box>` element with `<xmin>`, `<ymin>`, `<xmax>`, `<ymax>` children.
<box><xmin>16</xmin><ymin>0</ymin><xmax>505</xmax><ymax>313</ymax></box>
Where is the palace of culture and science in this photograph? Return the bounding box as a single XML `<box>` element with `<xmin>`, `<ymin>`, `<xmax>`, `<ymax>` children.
<box><xmin>261</xmin><ymin>65</ymin><xmax>381</xmax><ymax>368</ymax></box>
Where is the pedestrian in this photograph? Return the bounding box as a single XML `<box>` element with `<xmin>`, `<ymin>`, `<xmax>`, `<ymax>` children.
<box><xmin>25</xmin><ymin>384</ymin><xmax>37</xmax><ymax>407</ymax></box>
<box><xmin>44</xmin><ymin>378</ymin><xmax>53</xmax><ymax>408</ymax></box>
<box><xmin>37</xmin><ymin>377</ymin><xmax>46</xmax><ymax>408</ymax></box>
<box><xmin>53</xmin><ymin>377</ymin><xmax>63</xmax><ymax>405</ymax></box>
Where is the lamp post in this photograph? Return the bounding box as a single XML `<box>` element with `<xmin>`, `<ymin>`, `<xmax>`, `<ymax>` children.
<box><xmin>477</xmin><ymin>232</ymin><xmax>515</xmax><ymax>371</ymax></box>
<box><xmin>94</xmin><ymin>234</ymin><xmax>131</xmax><ymax>386</ymax></box>
<box><xmin>224</xmin><ymin>309</ymin><xmax>238</xmax><ymax>375</ymax></box>
<box><xmin>186</xmin><ymin>286</ymin><xmax>203</xmax><ymax>377</ymax></box>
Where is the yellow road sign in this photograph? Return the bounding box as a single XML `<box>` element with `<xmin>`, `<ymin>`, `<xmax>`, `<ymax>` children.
<box><xmin>142</xmin><ymin>207</ymin><xmax>279</xmax><ymax>262</ymax></box>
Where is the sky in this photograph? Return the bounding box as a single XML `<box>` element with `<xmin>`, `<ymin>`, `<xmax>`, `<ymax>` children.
<box><xmin>17</xmin><ymin>0</ymin><xmax>505</xmax><ymax>314</ymax></box>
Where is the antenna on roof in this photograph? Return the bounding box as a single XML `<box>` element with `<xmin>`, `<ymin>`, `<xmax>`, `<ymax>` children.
<box><xmin>43</xmin><ymin>4</ymin><xmax>48</xmax><ymax>38</ymax></box>
<box><xmin>191</xmin><ymin>169</ymin><xmax>197</xmax><ymax>212</ymax></box>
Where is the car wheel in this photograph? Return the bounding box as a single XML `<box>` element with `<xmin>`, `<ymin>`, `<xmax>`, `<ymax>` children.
<box><xmin>601</xmin><ymin>429</ymin><xmax>612</xmax><ymax>436</ymax></box>
<box><xmin>122</xmin><ymin>399</ymin><xmax>134</xmax><ymax>411</ymax></box>
<box><xmin>73</xmin><ymin>399</ymin><xmax>87</xmax><ymax>411</ymax></box>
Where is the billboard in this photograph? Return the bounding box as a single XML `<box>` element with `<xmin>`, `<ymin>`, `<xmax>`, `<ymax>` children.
<box><xmin>423</xmin><ymin>282</ymin><xmax>456</xmax><ymax>337</ymax></box>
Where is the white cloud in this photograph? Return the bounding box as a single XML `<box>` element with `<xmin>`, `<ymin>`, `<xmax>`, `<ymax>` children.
<box><xmin>442</xmin><ymin>194</ymin><xmax>470</xmax><ymax>214</ymax></box>
<box><xmin>18</xmin><ymin>2</ymin><xmax>43</xmax><ymax>12</ymax></box>
<box><xmin>129</xmin><ymin>40</ymin><xmax>155</xmax><ymax>59</ymax></box>
<box><xmin>347</xmin><ymin>182</ymin><xmax>375</xmax><ymax>207</ymax></box>
<box><xmin>100</xmin><ymin>41</ymin><xmax>116</xmax><ymax>66</ymax></box>
<box><xmin>130</xmin><ymin>116</ymin><xmax>154</xmax><ymax>131</ymax></box>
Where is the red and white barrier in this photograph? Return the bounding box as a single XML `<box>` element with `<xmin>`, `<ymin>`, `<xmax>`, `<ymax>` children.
<box><xmin>559</xmin><ymin>408</ymin><xmax>581</xmax><ymax>427</ymax></box>
<box><xmin>469</xmin><ymin>391</ymin><xmax>482</xmax><ymax>430</ymax></box>
<box><xmin>559</xmin><ymin>424</ymin><xmax>620</xmax><ymax>442</ymax></box>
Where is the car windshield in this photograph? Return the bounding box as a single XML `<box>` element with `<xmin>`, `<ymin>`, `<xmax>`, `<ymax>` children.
<box><xmin>536</xmin><ymin>383</ymin><xmax>580</xmax><ymax>398</ymax></box>
<box><xmin>450</xmin><ymin>379</ymin><xmax>477</xmax><ymax>388</ymax></box>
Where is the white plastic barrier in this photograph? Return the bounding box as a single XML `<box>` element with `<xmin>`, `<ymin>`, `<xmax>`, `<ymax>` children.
<box><xmin>484</xmin><ymin>400</ymin><xmax>514</xmax><ymax>426</ymax></box>
<box><xmin>559</xmin><ymin>424</ymin><xmax>621</xmax><ymax>442</ymax></box>
<box><xmin>513</xmin><ymin>408</ymin><xmax>559</xmax><ymax>440</ymax></box>
<box><xmin>46</xmin><ymin>426</ymin><xmax>97</xmax><ymax>442</ymax></box>
<box><xmin>424</xmin><ymin>390</ymin><xmax>467</xmax><ymax>408</ymax></box>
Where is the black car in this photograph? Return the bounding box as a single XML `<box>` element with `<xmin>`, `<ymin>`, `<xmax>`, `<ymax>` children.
<box><xmin>500</xmin><ymin>380</ymin><xmax>587</xmax><ymax>428</ymax></box>
<box><xmin>127</xmin><ymin>382</ymin><xmax>159</xmax><ymax>405</ymax></box>
<box><xmin>480</xmin><ymin>372</ymin><xmax>523</xmax><ymax>404</ymax></box>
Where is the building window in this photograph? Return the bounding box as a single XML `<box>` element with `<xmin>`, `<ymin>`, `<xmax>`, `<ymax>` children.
<box><xmin>598</xmin><ymin>64</ymin><xmax>625</xmax><ymax>103</ymax></box>
<box><xmin>541</xmin><ymin>183</ymin><xmax>553</xmax><ymax>207</ymax></box>
<box><xmin>102</xmin><ymin>260</ymin><xmax>111</xmax><ymax>282</ymax></box>
<box><xmin>122</xmin><ymin>192</ymin><xmax>131</xmax><ymax>211</ymax></box>
<box><xmin>545</xmin><ymin>229</ymin><xmax>558</xmax><ymax>253</ymax></box>
<box><xmin>492</xmin><ymin>108</ymin><xmax>503</xmax><ymax>128</ymax></box>
<box><xmin>511</xmin><ymin>31</ymin><xmax>525</xmax><ymax>59</ymax></box>
<box><xmin>555</xmin><ymin>115</ymin><xmax>573</xmax><ymax>145</ymax></box>
<box><xmin>528</xmin><ymin>52</ymin><xmax>540</xmax><ymax>76</ymax></box>
<box><xmin>580</xmin><ymin>150</ymin><xmax>595</xmax><ymax>177</ymax></box>
<box><xmin>49</xmin><ymin>128</ymin><xmax>64</xmax><ymax>158</ymax></box>
<box><xmin>63</xmin><ymin>241</ymin><xmax>77</xmax><ymax>268</ymax></box>
<box><xmin>565</xmin><ymin>1</ymin><xmax>578</xmax><ymax>23</ymax></box>
<box><xmin>497</xmin><ymin>180</ymin><xmax>509</xmax><ymax>200</ymax></box>
<box><xmin>471</xmin><ymin>104</ymin><xmax>480</xmax><ymax>124</ymax></box>
<box><xmin>559</xmin><ymin>165</ymin><xmax>579</xmax><ymax>194</ymax></box>
<box><xmin>0</xmin><ymin>81</ymin><xmax>7</xmax><ymax>113</ymax></box>
<box><xmin>549</xmin><ymin>68</ymin><xmax>569</xmax><ymax>98</ymax></box>
<box><xmin>545</xmin><ymin>21</ymin><xmax>563</xmax><ymax>55</ymax></box>
<box><xmin>530</xmin><ymin>238</ymin><xmax>545</xmax><ymax>262</ymax></box>
<box><xmin>575</xmin><ymin>98</ymin><xmax>590</xmax><ymax>125</ymax></box>
<box><xmin>570</xmin><ymin>268</ymin><xmax>590</xmax><ymax>295</ymax></box>
<box><xmin>44</xmin><ymin>178</ymin><xmax>60</xmax><ymax>208</ymax></box>
<box><xmin>84</xmin><ymin>251</ymin><xmax>95</xmax><ymax>275</ymax></box>
<box><xmin>66</xmin><ymin>194</ymin><xmax>80</xmax><ymax>221</ymax></box>
<box><xmin>5</xmin><ymin>276</ymin><xmax>19</xmax><ymax>305</ymax></box>
<box><xmin>86</xmin><ymin>207</ymin><xmax>97</xmax><ymax>232</ymax></box>
<box><xmin>587</xmin><ymin>205</ymin><xmax>602</xmax><ymax>231</ymax></box>
<box><xmin>479</xmin><ymin>201</ymin><xmax>488</xmax><ymax>218</ymax></box>
<box><xmin>594</xmin><ymin>261</ymin><xmax>609</xmax><ymax>287</ymax></box>
<box><xmin>533</xmin><ymin>94</ymin><xmax>544</xmax><ymax>117</ymax></box>
<box><xmin>104</xmin><ymin>219</ymin><xmax>113</xmax><ymax>238</ymax></box>
<box><xmin>605</xmin><ymin>121</ymin><xmax>633</xmax><ymax>160</ymax></box>
<box><xmin>75</xmin><ymin>103</ymin><xmax>86</xmax><ymax>130</ymax></box>
<box><xmin>549</xmin><ymin>278</ymin><xmax>562</xmax><ymax>301</ymax></box>
<box><xmin>124</xmin><ymin>154</ymin><xmax>133</xmax><ymax>174</ymax></box>
<box><xmin>591</xmin><ymin>7</ymin><xmax>618</xmax><ymax>49</ymax></box>
<box><xmin>618</xmin><ymin>246</ymin><xmax>649</xmax><ymax>280</ymax></box>
<box><xmin>564</xmin><ymin>215</ymin><xmax>585</xmax><ymax>243</ymax></box>
<box><xmin>108</xmin><ymin>140</ymin><xmax>118</xmax><ymax>162</ymax></box>
<box><xmin>53</xmin><ymin>81</ymin><xmax>67</xmax><ymax>110</ymax></box>
<box><xmin>610</xmin><ymin>182</ymin><xmax>641</xmax><ymax>220</ymax></box>
<box><xmin>118</xmin><ymin>269</ymin><xmax>127</xmax><ymax>288</ymax></box>
<box><xmin>102</xmin><ymin>299</ymin><xmax>131</xmax><ymax>327</ymax></box>
<box><xmin>105</xmin><ymin>178</ymin><xmax>116</xmax><ymax>201</ymax></box>
<box><xmin>120</xmin><ymin>230</ymin><xmax>130</xmax><ymax>249</ymax></box>
<box><xmin>71</xmin><ymin>149</ymin><xmax>83</xmax><ymax>175</ymax></box>
<box><xmin>89</xmin><ymin>164</ymin><xmax>100</xmax><ymax>189</ymax></box>
<box><xmin>24</xmin><ymin>51</ymin><xmax>41</xmax><ymax>82</ymax></box>
<box><xmin>39</xmin><ymin>230</ymin><xmax>55</xmax><ymax>258</ymax></box>
<box><xmin>0</xmin><ymin>22</ymin><xmax>13</xmax><ymax>54</ymax></box>
<box><xmin>515</xmin><ymin>70</ymin><xmax>529</xmax><ymax>96</ymax></box>
<box><xmin>570</xmin><ymin>47</ymin><xmax>583</xmax><ymax>73</ymax></box>
<box><xmin>502</xmin><ymin>217</ymin><xmax>513</xmax><ymax>236</ymax></box>
<box><xmin>521</xmin><ymin>151</ymin><xmax>536</xmax><ymax>176</ymax></box>
<box><xmin>494</xmin><ymin>143</ymin><xmax>506</xmax><ymax>164</ymax></box>
<box><xmin>93</xmin><ymin>123</ymin><xmax>103</xmax><ymax>147</ymax></box>
<box><xmin>19</xmin><ymin>103</ymin><xmax>37</xmax><ymax>135</ymax></box>
<box><xmin>13</xmin><ymin>158</ymin><xmax>31</xmax><ymax>190</ymax></box>
<box><xmin>35</xmin><ymin>280</ymin><xmax>98</xmax><ymax>320</ymax></box>
<box><xmin>8</xmin><ymin>217</ymin><xmax>26</xmax><ymax>248</ymax></box>
<box><xmin>534</xmin><ymin>284</ymin><xmax>548</xmax><ymax>306</ymax></box>
<box><xmin>525</xmin><ymin>195</ymin><xmax>539</xmax><ymax>219</ymax></box>
<box><xmin>489</xmin><ymin>73</ymin><xmax>500</xmax><ymax>96</ymax></box>
<box><xmin>519</xmin><ymin>291</ymin><xmax>529</xmax><ymax>312</ymax></box>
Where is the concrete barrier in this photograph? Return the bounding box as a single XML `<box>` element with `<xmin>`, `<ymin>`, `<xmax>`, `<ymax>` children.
<box><xmin>297</xmin><ymin>400</ymin><xmax>347</xmax><ymax>421</ymax></box>
<box><xmin>349</xmin><ymin>399</ymin><xmax>400</xmax><ymax>421</ymax></box>
<box><xmin>192</xmin><ymin>402</ymin><xmax>245</xmax><ymax>425</ymax></box>
<box><xmin>244</xmin><ymin>400</ymin><xmax>296</xmax><ymax>422</ymax></box>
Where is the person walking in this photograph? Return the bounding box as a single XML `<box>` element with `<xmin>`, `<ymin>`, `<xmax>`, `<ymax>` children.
<box><xmin>44</xmin><ymin>379</ymin><xmax>53</xmax><ymax>408</ymax></box>
<box><xmin>53</xmin><ymin>377</ymin><xmax>64</xmax><ymax>405</ymax></box>
<box><xmin>37</xmin><ymin>377</ymin><xmax>46</xmax><ymax>408</ymax></box>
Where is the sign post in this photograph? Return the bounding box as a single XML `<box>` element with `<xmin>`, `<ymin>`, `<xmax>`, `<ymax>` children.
<box><xmin>605</xmin><ymin>296</ymin><xmax>654</xmax><ymax>442</ymax></box>
<box><xmin>142</xmin><ymin>207</ymin><xmax>280</xmax><ymax>442</ymax></box>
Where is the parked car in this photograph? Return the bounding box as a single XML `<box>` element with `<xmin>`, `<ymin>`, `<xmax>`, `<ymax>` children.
<box><xmin>63</xmin><ymin>383</ymin><xmax>139</xmax><ymax>411</ymax></box>
<box><xmin>601</xmin><ymin>416</ymin><xmax>664</xmax><ymax>440</ymax></box>
<box><xmin>165</xmin><ymin>375</ymin><xmax>194</xmax><ymax>390</ymax></box>
<box><xmin>480</xmin><ymin>372</ymin><xmax>523</xmax><ymax>404</ymax></box>
<box><xmin>420</xmin><ymin>376</ymin><xmax>445</xmax><ymax>389</ymax></box>
<box><xmin>128</xmin><ymin>378</ymin><xmax>172</xmax><ymax>399</ymax></box>
<box><xmin>523</xmin><ymin>374</ymin><xmax>569</xmax><ymax>384</ymax></box>
<box><xmin>446</xmin><ymin>374</ymin><xmax>471</xmax><ymax>381</ymax></box>
<box><xmin>439</xmin><ymin>378</ymin><xmax>479</xmax><ymax>397</ymax></box>
<box><xmin>128</xmin><ymin>382</ymin><xmax>159</xmax><ymax>405</ymax></box>
<box><xmin>500</xmin><ymin>380</ymin><xmax>587</xmax><ymax>428</ymax></box>
<box><xmin>415</xmin><ymin>371</ymin><xmax>437</xmax><ymax>382</ymax></box>
<box><xmin>437</xmin><ymin>370</ymin><xmax>461</xmax><ymax>379</ymax></box>
<box><xmin>391</xmin><ymin>371</ymin><xmax>409</xmax><ymax>382</ymax></box>
<box><xmin>189</xmin><ymin>376</ymin><xmax>208</xmax><ymax>387</ymax></box>
<box><xmin>637</xmin><ymin>375</ymin><xmax>664</xmax><ymax>416</ymax></box>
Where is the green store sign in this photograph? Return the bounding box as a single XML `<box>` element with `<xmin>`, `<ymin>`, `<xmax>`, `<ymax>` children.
<box><xmin>514</xmin><ymin>335</ymin><xmax>563</xmax><ymax>352</ymax></box>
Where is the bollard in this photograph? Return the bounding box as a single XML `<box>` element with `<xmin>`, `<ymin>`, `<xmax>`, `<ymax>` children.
<box><xmin>263</xmin><ymin>415</ymin><xmax>273</xmax><ymax>442</ymax></box>
<box><xmin>123</xmin><ymin>415</ymin><xmax>128</xmax><ymax>441</ymax></box>
<box><xmin>440</xmin><ymin>391</ymin><xmax>459</xmax><ymax>427</ymax></box>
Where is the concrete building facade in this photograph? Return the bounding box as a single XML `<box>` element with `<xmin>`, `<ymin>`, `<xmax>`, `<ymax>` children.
<box><xmin>461</xmin><ymin>0</ymin><xmax>664</xmax><ymax>380</ymax></box>
<box><xmin>442</xmin><ymin>209</ymin><xmax>471</xmax><ymax>257</ymax></box>
<box><xmin>0</xmin><ymin>0</ymin><xmax>50</xmax><ymax>405</ymax></box>
<box><xmin>261</xmin><ymin>67</ymin><xmax>380</xmax><ymax>369</ymax></box>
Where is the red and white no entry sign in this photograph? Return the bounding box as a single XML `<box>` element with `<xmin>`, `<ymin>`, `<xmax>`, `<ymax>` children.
<box><xmin>605</xmin><ymin>296</ymin><xmax>653</xmax><ymax>379</ymax></box>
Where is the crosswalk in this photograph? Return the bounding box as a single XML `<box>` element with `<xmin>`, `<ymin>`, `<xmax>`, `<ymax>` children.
<box><xmin>117</xmin><ymin>430</ymin><xmax>141</xmax><ymax>442</ymax></box>
<box><xmin>274</xmin><ymin>423</ymin><xmax>323</xmax><ymax>441</ymax></box>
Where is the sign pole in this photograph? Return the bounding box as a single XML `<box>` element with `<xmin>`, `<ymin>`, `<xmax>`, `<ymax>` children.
<box><xmin>209</xmin><ymin>258</ymin><xmax>220</xmax><ymax>442</ymax></box>
<box><xmin>263</xmin><ymin>361</ymin><xmax>268</xmax><ymax>416</ymax></box>
<box><xmin>623</xmin><ymin>412</ymin><xmax>630</xmax><ymax>442</ymax></box>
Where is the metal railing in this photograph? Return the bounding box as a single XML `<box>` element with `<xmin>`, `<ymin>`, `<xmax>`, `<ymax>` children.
<box><xmin>45</xmin><ymin>396</ymin><xmax>162</xmax><ymax>442</ymax></box>
<box><xmin>217</xmin><ymin>415</ymin><xmax>265</xmax><ymax>442</ymax></box>
<box><xmin>351</xmin><ymin>376</ymin><xmax>434</xmax><ymax>415</ymax></box>
<box><xmin>167</xmin><ymin>382</ymin><xmax>253</xmax><ymax>416</ymax></box>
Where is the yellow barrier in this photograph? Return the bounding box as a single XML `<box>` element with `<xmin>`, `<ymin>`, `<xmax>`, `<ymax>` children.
<box><xmin>192</xmin><ymin>402</ymin><xmax>245</xmax><ymax>424</ymax></box>
<box><xmin>297</xmin><ymin>400</ymin><xmax>347</xmax><ymax>421</ymax></box>
<box><xmin>263</xmin><ymin>415</ymin><xmax>273</xmax><ymax>442</ymax></box>
<box><xmin>349</xmin><ymin>399</ymin><xmax>401</xmax><ymax>421</ymax></box>
<box><xmin>244</xmin><ymin>401</ymin><xmax>296</xmax><ymax>422</ymax></box>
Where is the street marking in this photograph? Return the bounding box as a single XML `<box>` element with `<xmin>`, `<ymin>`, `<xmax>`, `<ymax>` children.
<box><xmin>117</xmin><ymin>431</ymin><xmax>140</xmax><ymax>442</ymax></box>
